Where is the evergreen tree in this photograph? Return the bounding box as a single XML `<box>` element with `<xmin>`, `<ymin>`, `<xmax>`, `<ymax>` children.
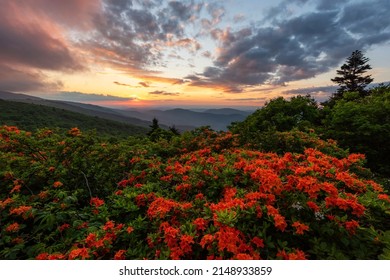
<box><xmin>330</xmin><ymin>50</ymin><xmax>373</xmax><ymax>100</ymax></box>
<box><xmin>169</xmin><ymin>125</ymin><xmax>180</xmax><ymax>135</ymax></box>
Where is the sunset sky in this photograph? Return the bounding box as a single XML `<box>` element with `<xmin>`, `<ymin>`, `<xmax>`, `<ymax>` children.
<box><xmin>1</xmin><ymin>0</ymin><xmax>389</xmax><ymax>109</ymax></box>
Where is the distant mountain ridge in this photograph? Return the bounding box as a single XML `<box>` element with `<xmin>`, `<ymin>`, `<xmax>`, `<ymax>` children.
<box><xmin>0</xmin><ymin>91</ymin><xmax>253</xmax><ymax>131</ymax></box>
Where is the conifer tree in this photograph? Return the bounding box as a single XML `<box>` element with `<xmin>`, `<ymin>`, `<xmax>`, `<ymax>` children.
<box><xmin>330</xmin><ymin>50</ymin><xmax>373</xmax><ymax>100</ymax></box>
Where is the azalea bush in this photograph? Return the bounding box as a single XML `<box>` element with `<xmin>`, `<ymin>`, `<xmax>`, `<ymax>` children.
<box><xmin>1</xmin><ymin>126</ymin><xmax>390</xmax><ymax>260</ymax></box>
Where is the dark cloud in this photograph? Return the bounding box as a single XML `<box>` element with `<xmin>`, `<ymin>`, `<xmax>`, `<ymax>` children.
<box><xmin>190</xmin><ymin>0</ymin><xmax>390</xmax><ymax>92</ymax></box>
<box><xmin>339</xmin><ymin>1</ymin><xmax>390</xmax><ymax>36</ymax></box>
<box><xmin>0</xmin><ymin>65</ymin><xmax>62</xmax><ymax>92</ymax></box>
<box><xmin>86</xmin><ymin>0</ymin><xmax>205</xmax><ymax>73</ymax></box>
<box><xmin>207</xmin><ymin>2</ymin><xmax>225</xmax><ymax>25</ymax></box>
<box><xmin>46</xmin><ymin>92</ymin><xmax>136</xmax><ymax>102</ymax></box>
<box><xmin>316</xmin><ymin>0</ymin><xmax>350</xmax><ymax>10</ymax></box>
<box><xmin>282</xmin><ymin>85</ymin><xmax>337</xmax><ymax>95</ymax></box>
<box><xmin>225</xmin><ymin>97</ymin><xmax>267</xmax><ymax>102</ymax></box>
<box><xmin>139</xmin><ymin>82</ymin><xmax>150</xmax><ymax>87</ymax></box>
<box><xmin>0</xmin><ymin>2</ymin><xmax>83</xmax><ymax>72</ymax></box>
<box><xmin>114</xmin><ymin>81</ymin><xmax>132</xmax><ymax>87</ymax></box>
<box><xmin>149</xmin><ymin>90</ymin><xmax>180</xmax><ymax>96</ymax></box>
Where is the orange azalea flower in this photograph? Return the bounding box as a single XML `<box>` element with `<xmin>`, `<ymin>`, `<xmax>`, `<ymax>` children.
<box><xmin>180</xmin><ymin>235</ymin><xmax>194</xmax><ymax>255</ymax></box>
<box><xmin>193</xmin><ymin>218</ymin><xmax>208</xmax><ymax>231</ymax></box>
<box><xmin>10</xmin><ymin>184</ymin><xmax>21</xmax><ymax>193</ymax></box>
<box><xmin>68</xmin><ymin>248</ymin><xmax>89</xmax><ymax>260</ymax></box>
<box><xmin>47</xmin><ymin>253</ymin><xmax>65</xmax><ymax>260</ymax></box>
<box><xmin>12</xmin><ymin>237</ymin><xmax>24</xmax><ymax>244</ymax></box>
<box><xmin>234</xmin><ymin>253</ymin><xmax>254</xmax><ymax>260</ymax></box>
<box><xmin>114</xmin><ymin>250</ymin><xmax>127</xmax><ymax>260</ymax></box>
<box><xmin>115</xmin><ymin>190</ymin><xmax>123</xmax><ymax>195</ymax></box>
<box><xmin>36</xmin><ymin>253</ymin><xmax>49</xmax><ymax>260</ymax></box>
<box><xmin>90</xmin><ymin>197</ymin><xmax>104</xmax><ymax>207</ymax></box>
<box><xmin>266</xmin><ymin>205</ymin><xmax>279</xmax><ymax>216</ymax></box>
<box><xmin>273</xmin><ymin>214</ymin><xmax>287</xmax><ymax>232</ymax></box>
<box><xmin>378</xmin><ymin>194</ymin><xmax>390</xmax><ymax>203</ymax></box>
<box><xmin>6</xmin><ymin>222</ymin><xmax>20</xmax><ymax>232</ymax></box>
<box><xmin>292</xmin><ymin>221</ymin><xmax>309</xmax><ymax>235</ymax></box>
<box><xmin>58</xmin><ymin>223</ymin><xmax>70</xmax><ymax>232</ymax></box>
<box><xmin>147</xmin><ymin>197</ymin><xmax>178</xmax><ymax>219</ymax></box>
<box><xmin>10</xmin><ymin>205</ymin><xmax>32</xmax><ymax>219</ymax></box>
<box><xmin>251</xmin><ymin>237</ymin><xmax>264</xmax><ymax>248</ymax></box>
<box><xmin>68</xmin><ymin>127</ymin><xmax>81</xmax><ymax>136</ymax></box>
<box><xmin>199</xmin><ymin>234</ymin><xmax>214</xmax><ymax>249</ymax></box>
<box><xmin>126</xmin><ymin>226</ymin><xmax>134</xmax><ymax>234</ymax></box>
<box><xmin>85</xmin><ymin>233</ymin><xmax>97</xmax><ymax>247</ymax></box>
<box><xmin>163</xmin><ymin>225</ymin><xmax>179</xmax><ymax>248</ymax></box>
<box><xmin>306</xmin><ymin>201</ymin><xmax>320</xmax><ymax>212</ymax></box>
<box><xmin>216</xmin><ymin>226</ymin><xmax>244</xmax><ymax>254</ymax></box>
<box><xmin>53</xmin><ymin>181</ymin><xmax>63</xmax><ymax>188</ymax></box>
<box><xmin>344</xmin><ymin>220</ymin><xmax>359</xmax><ymax>235</ymax></box>
<box><xmin>277</xmin><ymin>249</ymin><xmax>307</xmax><ymax>260</ymax></box>
<box><xmin>103</xmin><ymin>220</ymin><xmax>115</xmax><ymax>231</ymax></box>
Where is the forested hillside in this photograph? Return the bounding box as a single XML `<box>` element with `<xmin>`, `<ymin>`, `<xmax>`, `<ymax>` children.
<box><xmin>0</xmin><ymin>99</ymin><xmax>148</xmax><ymax>137</ymax></box>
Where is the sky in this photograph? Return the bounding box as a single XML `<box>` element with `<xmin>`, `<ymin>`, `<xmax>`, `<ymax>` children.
<box><xmin>1</xmin><ymin>0</ymin><xmax>389</xmax><ymax>109</ymax></box>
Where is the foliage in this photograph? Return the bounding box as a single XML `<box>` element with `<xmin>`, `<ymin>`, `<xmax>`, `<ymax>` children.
<box><xmin>229</xmin><ymin>95</ymin><xmax>321</xmax><ymax>144</ymax></box>
<box><xmin>1</xmin><ymin>126</ymin><xmax>389</xmax><ymax>260</ymax></box>
<box><xmin>147</xmin><ymin>118</ymin><xmax>178</xmax><ymax>142</ymax></box>
<box><xmin>323</xmin><ymin>87</ymin><xmax>390</xmax><ymax>176</ymax></box>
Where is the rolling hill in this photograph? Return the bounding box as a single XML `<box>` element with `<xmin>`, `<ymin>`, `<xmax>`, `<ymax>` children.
<box><xmin>0</xmin><ymin>99</ymin><xmax>148</xmax><ymax>137</ymax></box>
<box><xmin>0</xmin><ymin>91</ymin><xmax>253</xmax><ymax>131</ymax></box>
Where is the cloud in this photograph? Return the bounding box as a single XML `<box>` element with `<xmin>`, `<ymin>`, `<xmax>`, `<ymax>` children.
<box><xmin>0</xmin><ymin>65</ymin><xmax>63</xmax><ymax>92</ymax></box>
<box><xmin>149</xmin><ymin>90</ymin><xmax>180</xmax><ymax>96</ymax></box>
<box><xmin>84</xmin><ymin>0</ymin><xmax>205</xmax><ymax>73</ymax></box>
<box><xmin>0</xmin><ymin>2</ymin><xmax>84</xmax><ymax>72</ymax></box>
<box><xmin>139</xmin><ymin>82</ymin><xmax>150</xmax><ymax>88</ymax></box>
<box><xmin>43</xmin><ymin>91</ymin><xmax>137</xmax><ymax>102</ymax></box>
<box><xmin>225</xmin><ymin>97</ymin><xmax>267</xmax><ymax>102</ymax></box>
<box><xmin>114</xmin><ymin>81</ymin><xmax>133</xmax><ymax>87</ymax></box>
<box><xmin>282</xmin><ymin>85</ymin><xmax>337</xmax><ymax>95</ymax></box>
<box><xmin>190</xmin><ymin>0</ymin><xmax>390</xmax><ymax>92</ymax></box>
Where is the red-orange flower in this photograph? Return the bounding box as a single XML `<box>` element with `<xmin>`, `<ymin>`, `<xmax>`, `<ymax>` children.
<box><xmin>68</xmin><ymin>127</ymin><xmax>81</xmax><ymax>136</ymax></box>
<box><xmin>53</xmin><ymin>181</ymin><xmax>63</xmax><ymax>188</ymax></box>
<box><xmin>199</xmin><ymin>234</ymin><xmax>214</xmax><ymax>249</ymax></box>
<box><xmin>180</xmin><ymin>235</ymin><xmax>194</xmax><ymax>255</ymax></box>
<box><xmin>6</xmin><ymin>222</ymin><xmax>20</xmax><ymax>232</ymax></box>
<box><xmin>0</xmin><ymin>198</ymin><xmax>14</xmax><ymax>209</ymax></box>
<box><xmin>114</xmin><ymin>250</ymin><xmax>127</xmax><ymax>260</ymax></box>
<box><xmin>10</xmin><ymin>184</ymin><xmax>21</xmax><ymax>193</ymax></box>
<box><xmin>292</xmin><ymin>221</ymin><xmax>310</xmax><ymax>235</ymax></box>
<box><xmin>273</xmin><ymin>214</ymin><xmax>287</xmax><ymax>232</ymax></box>
<box><xmin>90</xmin><ymin>197</ymin><xmax>104</xmax><ymax>207</ymax></box>
<box><xmin>234</xmin><ymin>253</ymin><xmax>254</xmax><ymax>260</ymax></box>
<box><xmin>9</xmin><ymin>205</ymin><xmax>32</xmax><ymax>219</ymax></box>
<box><xmin>103</xmin><ymin>220</ymin><xmax>115</xmax><ymax>231</ymax></box>
<box><xmin>344</xmin><ymin>220</ymin><xmax>359</xmax><ymax>235</ymax></box>
<box><xmin>306</xmin><ymin>201</ymin><xmax>320</xmax><ymax>212</ymax></box>
<box><xmin>58</xmin><ymin>223</ymin><xmax>70</xmax><ymax>232</ymax></box>
<box><xmin>193</xmin><ymin>218</ymin><xmax>208</xmax><ymax>231</ymax></box>
<box><xmin>68</xmin><ymin>248</ymin><xmax>90</xmax><ymax>260</ymax></box>
<box><xmin>126</xmin><ymin>226</ymin><xmax>134</xmax><ymax>234</ymax></box>
<box><xmin>378</xmin><ymin>194</ymin><xmax>390</xmax><ymax>203</ymax></box>
<box><xmin>251</xmin><ymin>237</ymin><xmax>264</xmax><ymax>248</ymax></box>
<box><xmin>147</xmin><ymin>197</ymin><xmax>178</xmax><ymax>219</ymax></box>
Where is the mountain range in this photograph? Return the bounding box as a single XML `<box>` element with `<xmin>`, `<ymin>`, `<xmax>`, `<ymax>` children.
<box><xmin>0</xmin><ymin>91</ymin><xmax>253</xmax><ymax>132</ymax></box>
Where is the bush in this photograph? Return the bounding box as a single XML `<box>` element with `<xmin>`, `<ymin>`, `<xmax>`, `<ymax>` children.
<box><xmin>1</xmin><ymin>126</ymin><xmax>389</xmax><ymax>259</ymax></box>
